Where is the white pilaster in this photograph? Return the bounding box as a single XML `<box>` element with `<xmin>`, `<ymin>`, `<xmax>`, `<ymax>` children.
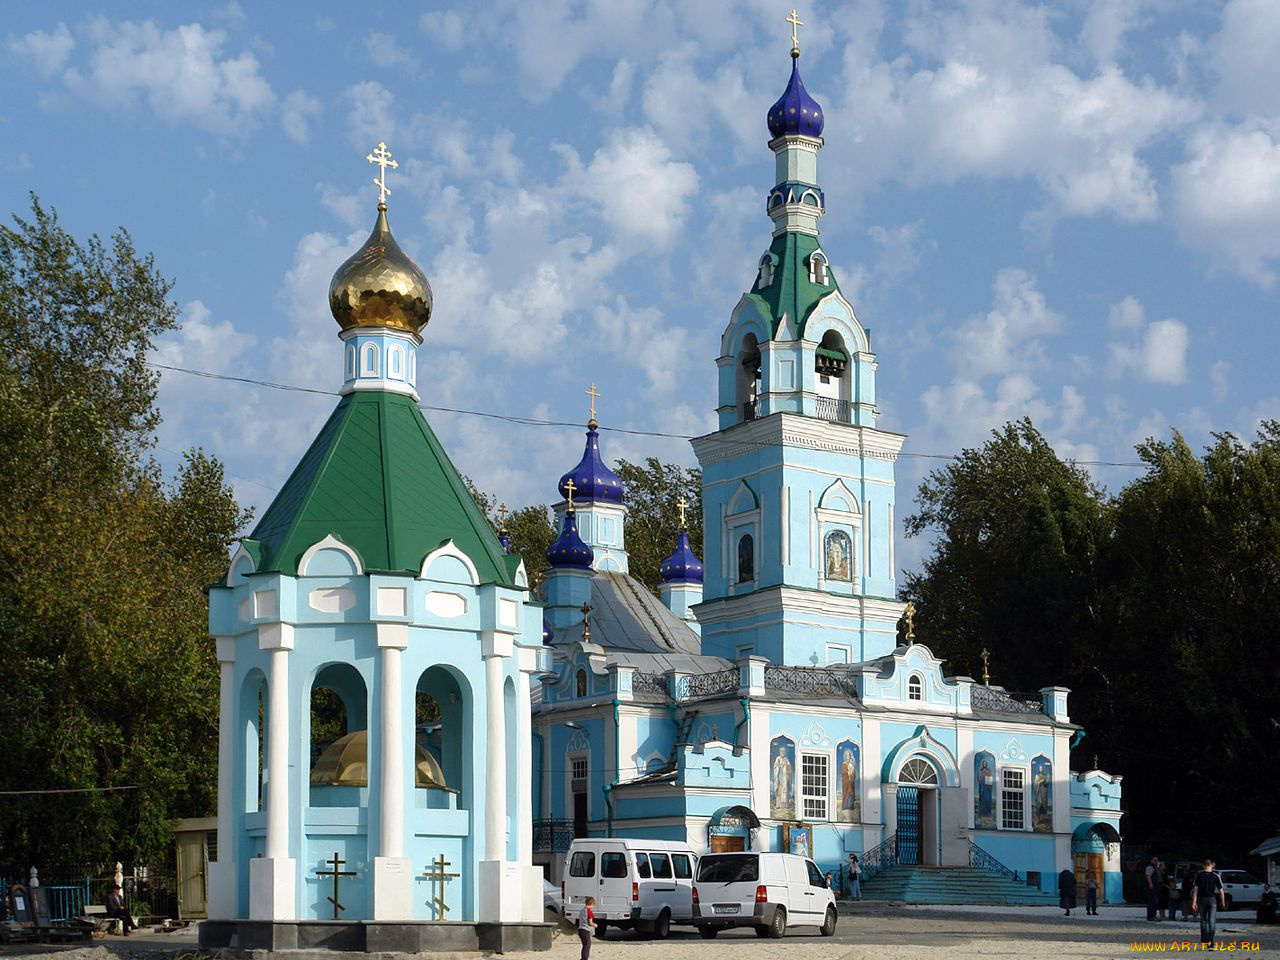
<box><xmin>516</xmin><ymin>650</ymin><xmax>536</xmax><ymax>864</ymax></box>
<box><xmin>483</xmin><ymin>651</ymin><xmax>506</xmax><ymax>861</ymax></box>
<box><xmin>373</xmin><ymin>623</ymin><xmax>412</xmax><ymax>920</ymax></box>
<box><xmin>251</xmin><ymin>627</ymin><xmax>296</xmax><ymax>920</ymax></box>
<box><xmin>207</xmin><ymin>638</ymin><xmax>236</xmax><ymax>920</ymax></box>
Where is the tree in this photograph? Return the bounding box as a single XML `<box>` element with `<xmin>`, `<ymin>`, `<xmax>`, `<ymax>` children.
<box><xmin>0</xmin><ymin>198</ymin><xmax>249</xmax><ymax>871</ymax></box>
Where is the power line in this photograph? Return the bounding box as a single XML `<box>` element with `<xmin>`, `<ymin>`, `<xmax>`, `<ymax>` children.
<box><xmin>0</xmin><ymin>785</ymin><xmax>138</xmax><ymax>796</ymax></box>
<box><xmin>146</xmin><ymin>361</ymin><xmax>1149</xmax><ymax>470</ymax></box>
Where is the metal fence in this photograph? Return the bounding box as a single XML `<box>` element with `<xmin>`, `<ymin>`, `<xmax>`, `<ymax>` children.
<box><xmin>632</xmin><ymin>672</ymin><xmax>669</xmax><ymax>697</ymax></box>
<box><xmin>764</xmin><ymin>665</ymin><xmax>859</xmax><ymax>699</ymax></box>
<box><xmin>814</xmin><ymin>396</ymin><xmax>853</xmax><ymax>424</ymax></box>
<box><xmin>1</xmin><ymin>870</ymin><xmax>178</xmax><ymax>924</ymax></box>
<box><xmin>532</xmin><ymin>819</ymin><xmax>575</xmax><ymax>854</ymax></box>
<box><xmin>685</xmin><ymin>668</ymin><xmax>739</xmax><ymax>699</ymax></box>
<box><xmin>971</xmin><ymin>685</ymin><xmax>1044</xmax><ymax>715</ymax></box>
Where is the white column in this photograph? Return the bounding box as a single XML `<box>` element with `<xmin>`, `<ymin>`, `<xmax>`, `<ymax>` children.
<box><xmin>516</xmin><ymin>661</ymin><xmax>534</xmax><ymax>864</ymax></box>
<box><xmin>250</xmin><ymin>624</ymin><xmax>295</xmax><ymax>920</ymax></box>
<box><xmin>207</xmin><ymin>638</ymin><xmax>236</xmax><ymax>919</ymax></box>
<box><xmin>373</xmin><ymin>623</ymin><xmax>412</xmax><ymax>920</ymax></box>
<box><xmin>484</xmin><ymin>652</ymin><xmax>506</xmax><ymax>860</ymax></box>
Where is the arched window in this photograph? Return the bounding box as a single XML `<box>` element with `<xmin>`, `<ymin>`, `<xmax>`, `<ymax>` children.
<box><xmin>908</xmin><ymin>674</ymin><xmax>923</xmax><ymax>701</ymax></box>
<box><xmin>737</xmin><ymin>333</ymin><xmax>761</xmax><ymax>422</ymax></box>
<box><xmin>575</xmin><ymin>669</ymin><xmax>588</xmax><ymax>698</ymax></box>
<box><xmin>345</xmin><ymin>344</ymin><xmax>356</xmax><ymax>379</ymax></box>
<box><xmin>361</xmin><ymin>342</ymin><xmax>379</xmax><ymax>376</ymax></box>
<box><xmin>389</xmin><ymin>345</ymin><xmax>403</xmax><ymax>378</ymax></box>
<box><xmin>809</xmin><ymin>251</ymin><xmax>829</xmax><ymax>286</ymax></box>
<box><xmin>756</xmin><ymin>253</ymin><xmax>774</xmax><ymax>289</ymax></box>
<box><xmin>737</xmin><ymin>534</ymin><xmax>754</xmax><ymax>583</ymax></box>
<box><xmin>899</xmin><ymin>756</ymin><xmax>938</xmax><ymax>785</ymax></box>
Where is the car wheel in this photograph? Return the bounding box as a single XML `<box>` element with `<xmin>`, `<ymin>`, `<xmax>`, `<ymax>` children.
<box><xmin>754</xmin><ymin>926</ymin><xmax>770</xmax><ymax>938</ymax></box>
<box><xmin>768</xmin><ymin>907</ymin><xmax>787</xmax><ymax>939</ymax></box>
<box><xmin>820</xmin><ymin>906</ymin><xmax>837</xmax><ymax>937</ymax></box>
<box><xmin>653</xmin><ymin>909</ymin><xmax>671</xmax><ymax>940</ymax></box>
<box><xmin>699</xmin><ymin>926</ymin><xmax>719</xmax><ymax>939</ymax></box>
<box><xmin>595</xmin><ymin>921</ymin><xmax>608</xmax><ymax>939</ymax></box>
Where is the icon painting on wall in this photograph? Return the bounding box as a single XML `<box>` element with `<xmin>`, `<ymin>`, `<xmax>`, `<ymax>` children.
<box><xmin>1031</xmin><ymin>755</ymin><xmax>1052</xmax><ymax>833</ymax></box>
<box><xmin>974</xmin><ymin>750</ymin><xmax>996</xmax><ymax>829</ymax></box>
<box><xmin>836</xmin><ymin>739</ymin><xmax>861</xmax><ymax>822</ymax></box>
<box><xmin>769</xmin><ymin>734</ymin><xmax>796</xmax><ymax>820</ymax></box>
<box><xmin>824</xmin><ymin>530</ymin><xmax>852</xmax><ymax>581</ymax></box>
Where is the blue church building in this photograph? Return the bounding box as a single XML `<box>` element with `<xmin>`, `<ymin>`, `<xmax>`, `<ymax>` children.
<box><xmin>531</xmin><ymin>37</ymin><xmax>1124</xmax><ymax>904</ymax></box>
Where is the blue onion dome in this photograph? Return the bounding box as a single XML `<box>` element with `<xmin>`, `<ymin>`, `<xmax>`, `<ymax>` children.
<box><xmin>558</xmin><ymin>425</ymin><xmax>625</xmax><ymax>505</ymax></box>
<box><xmin>546</xmin><ymin>510</ymin><xmax>594</xmax><ymax>569</ymax></box>
<box><xmin>767</xmin><ymin>54</ymin><xmax>824</xmax><ymax>139</ymax></box>
<box><xmin>660</xmin><ymin>530</ymin><xmax>704</xmax><ymax>584</ymax></box>
<box><xmin>542</xmin><ymin>616</ymin><xmax>554</xmax><ymax>645</ymax></box>
<box><xmin>498</xmin><ymin>526</ymin><xmax>512</xmax><ymax>555</ymax></box>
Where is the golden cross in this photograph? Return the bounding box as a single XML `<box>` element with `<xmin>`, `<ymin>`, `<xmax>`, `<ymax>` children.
<box><xmin>367</xmin><ymin>141</ymin><xmax>398</xmax><ymax>207</ymax></box>
<box><xmin>421</xmin><ymin>853</ymin><xmax>459</xmax><ymax>920</ymax></box>
<box><xmin>903</xmin><ymin>601</ymin><xmax>916</xmax><ymax>645</ymax></box>
<box><xmin>677</xmin><ymin>496</ymin><xmax>688</xmax><ymax>529</ymax></box>
<box><xmin>498</xmin><ymin>502</ymin><xmax>508</xmax><ymax>531</ymax></box>
<box><xmin>586</xmin><ymin>382</ymin><xmax>602</xmax><ymax>425</ymax></box>
<box><xmin>564</xmin><ymin>478</ymin><xmax>577</xmax><ymax>509</ymax></box>
<box><xmin>980</xmin><ymin>647</ymin><xmax>991</xmax><ymax>686</ymax></box>
<box><xmin>786</xmin><ymin>9</ymin><xmax>804</xmax><ymax>55</ymax></box>
<box><xmin>581</xmin><ymin>602</ymin><xmax>592</xmax><ymax>642</ymax></box>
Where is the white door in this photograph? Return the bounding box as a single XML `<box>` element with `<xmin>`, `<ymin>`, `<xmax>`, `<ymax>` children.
<box><xmin>671</xmin><ymin>852</ymin><xmax>696</xmax><ymax>920</ymax></box>
<box><xmin>783</xmin><ymin>856</ymin><xmax>814</xmax><ymax>923</ymax></box>
<box><xmin>647</xmin><ymin>853</ymin><xmax>690</xmax><ymax>919</ymax></box>
<box><xmin>597</xmin><ymin>850</ymin><xmax>631</xmax><ymax>919</ymax></box>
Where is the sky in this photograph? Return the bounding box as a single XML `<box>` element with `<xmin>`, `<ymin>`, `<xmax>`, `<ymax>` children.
<box><xmin>3</xmin><ymin>0</ymin><xmax>1279</xmax><ymax>578</ymax></box>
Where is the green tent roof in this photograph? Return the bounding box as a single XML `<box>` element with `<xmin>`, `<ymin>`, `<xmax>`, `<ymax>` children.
<box><xmin>746</xmin><ymin>230</ymin><xmax>841</xmax><ymax>340</ymax></box>
<box><xmin>243</xmin><ymin>391</ymin><xmax>514</xmax><ymax>584</ymax></box>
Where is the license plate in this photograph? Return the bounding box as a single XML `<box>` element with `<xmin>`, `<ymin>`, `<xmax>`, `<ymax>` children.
<box><xmin>713</xmin><ymin>905</ymin><xmax>739</xmax><ymax>914</ymax></box>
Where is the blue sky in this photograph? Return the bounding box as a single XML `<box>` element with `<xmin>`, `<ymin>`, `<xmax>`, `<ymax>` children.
<box><xmin>4</xmin><ymin>1</ymin><xmax>1279</xmax><ymax>576</ymax></box>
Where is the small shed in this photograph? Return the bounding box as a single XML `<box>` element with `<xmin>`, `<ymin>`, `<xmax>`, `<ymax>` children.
<box><xmin>171</xmin><ymin>816</ymin><xmax>216</xmax><ymax>920</ymax></box>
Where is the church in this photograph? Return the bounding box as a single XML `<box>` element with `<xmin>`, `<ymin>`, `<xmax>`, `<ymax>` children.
<box><xmin>529</xmin><ymin>29</ymin><xmax>1125</xmax><ymax>906</ymax></box>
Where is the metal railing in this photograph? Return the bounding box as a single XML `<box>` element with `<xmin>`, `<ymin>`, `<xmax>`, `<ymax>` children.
<box><xmin>971</xmin><ymin>685</ymin><xmax>1044</xmax><ymax>715</ymax></box>
<box><xmin>532</xmin><ymin>819</ymin><xmax>575</xmax><ymax>853</ymax></box>
<box><xmin>632</xmin><ymin>672</ymin><xmax>670</xmax><ymax>697</ymax></box>
<box><xmin>742</xmin><ymin>400</ymin><xmax>758</xmax><ymax>422</ymax></box>
<box><xmin>763</xmin><ymin>665</ymin><xmax>859</xmax><ymax>699</ymax></box>
<box><xmin>814</xmin><ymin>396</ymin><xmax>852</xmax><ymax>424</ymax></box>
<box><xmin>967</xmin><ymin>839</ymin><xmax>1019</xmax><ymax>882</ymax></box>
<box><xmin>685</xmin><ymin>669</ymin><xmax>739</xmax><ymax>699</ymax></box>
<box><xmin>859</xmin><ymin>834</ymin><xmax>897</xmax><ymax>881</ymax></box>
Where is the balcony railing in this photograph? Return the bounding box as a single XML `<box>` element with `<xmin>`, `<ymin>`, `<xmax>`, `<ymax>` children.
<box><xmin>742</xmin><ymin>399</ymin><xmax>758</xmax><ymax>422</ymax></box>
<box><xmin>632</xmin><ymin>672</ymin><xmax>670</xmax><ymax>697</ymax></box>
<box><xmin>971</xmin><ymin>685</ymin><xmax>1044</xmax><ymax>715</ymax></box>
<box><xmin>814</xmin><ymin>396</ymin><xmax>852</xmax><ymax>423</ymax></box>
<box><xmin>763</xmin><ymin>665</ymin><xmax>859</xmax><ymax>699</ymax></box>
<box><xmin>532</xmin><ymin>819</ymin><xmax>575</xmax><ymax>853</ymax></box>
<box><xmin>685</xmin><ymin>668</ymin><xmax>739</xmax><ymax>699</ymax></box>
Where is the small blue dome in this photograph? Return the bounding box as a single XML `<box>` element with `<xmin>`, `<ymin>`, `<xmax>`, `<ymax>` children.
<box><xmin>546</xmin><ymin>510</ymin><xmax>594</xmax><ymax>569</ymax></box>
<box><xmin>660</xmin><ymin>530</ymin><xmax>704</xmax><ymax>584</ymax></box>
<box><xmin>498</xmin><ymin>528</ymin><xmax>512</xmax><ymax>555</ymax></box>
<box><xmin>559</xmin><ymin>426</ymin><xmax>625</xmax><ymax>505</ymax></box>
<box><xmin>767</xmin><ymin>55</ymin><xmax>824</xmax><ymax>139</ymax></box>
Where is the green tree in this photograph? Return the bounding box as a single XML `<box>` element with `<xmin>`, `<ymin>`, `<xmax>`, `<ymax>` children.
<box><xmin>614</xmin><ymin>458</ymin><xmax>702</xmax><ymax>592</ymax></box>
<box><xmin>0</xmin><ymin>198</ymin><xmax>249</xmax><ymax>871</ymax></box>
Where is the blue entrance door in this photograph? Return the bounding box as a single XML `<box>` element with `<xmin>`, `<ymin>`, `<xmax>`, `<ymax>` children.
<box><xmin>897</xmin><ymin>786</ymin><xmax>921</xmax><ymax>865</ymax></box>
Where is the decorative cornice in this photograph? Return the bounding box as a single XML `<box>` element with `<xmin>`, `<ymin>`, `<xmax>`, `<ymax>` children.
<box><xmin>694</xmin><ymin>585</ymin><xmax>904</xmax><ymax>624</ymax></box>
<box><xmin>692</xmin><ymin>412</ymin><xmax>906</xmax><ymax>466</ymax></box>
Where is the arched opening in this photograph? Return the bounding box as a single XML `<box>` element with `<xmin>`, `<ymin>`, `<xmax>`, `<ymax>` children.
<box><xmin>736</xmin><ymin>333</ymin><xmax>761</xmax><ymax>422</ymax></box>
<box><xmin>361</xmin><ymin>342</ymin><xmax>379</xmax><ymax>376</ymax></box>
<box><xmin>416</xmin><ymin>665</ymin><xmax>468</xmax><ymax>810</ymax></box>
<box><xmin>345</xmin><ymin>344</ymin><xmax>356</xmax><ymax>380</ymax></box>
<box><xmin>896</xmin><ymin>755</ymin><xmax>940</xmax><ymax>866</ymax></box>
<box><xmin>574</xmin><ymin>669</ymin><xmax>587</xmax><ymax>698</ymax></box>
<box><xmin>756</xmin><ymin>254</ymin><xmax>774</xmax><ymax>290</ymax></box>
<box><xmin>809</xmin><ymin>251</ymin><xmax>828</xmax><ymax>286</ymax></box>
<box><xmin>240</xmin><ymin>670</ymin><xmax>267</xmax><ymax>814</ymax></box>
<box><xmin>815</xmin><ymin>329</ymin><xmax>850</xmax><ymax>422</ymax></box>
<box><xmin>504</xmin><ymin>677</ymin><xmax>518</xmax><ymax>859</ymax></box>
<box><xmin>389</xmin><ymin>344</ymin><xmax>403</xmax><ymax>379</ymax></box>
<box><xmin>737</xmin><ymin>533</ymin><xmax>755</xmax><ymax>583</ymax></box>
<box><xmin>907</xmin><ymin>674</ymin><xmax>923</xmax><ymax>701</ymax></box>
<box><xmin>308</xmin><ymin>663</ymin><xmax>368</xmax><ymax>807</ymax></box>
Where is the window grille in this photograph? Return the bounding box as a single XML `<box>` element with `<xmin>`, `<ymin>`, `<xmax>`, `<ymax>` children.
<box><xmin>801</xmin><ymin>753</ymin><xmax>830</xmax><ymax>820</ymax></box>
<box><xmin>1001</xmin><ymin>768</ymin><xmax>1026</xmax><ymax>830</ymax></box>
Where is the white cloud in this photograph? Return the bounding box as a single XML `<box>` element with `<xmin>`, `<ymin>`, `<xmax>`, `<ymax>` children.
<box><xmin>1109</xmin><ymin>317</ymin><xmax>1189</xmax><ymax>385</ymax></box>
<box><xmin>560</xmin><ymin>127</ymin><xmax>699</xmax><ymax>250</ymax></box>
<box><xmin>8</xmin><ymin>23</ymin><xmax>74</xmax><ymax>78</ymax></box>
<box><xmin>343</xmin><ymin>80</ymin><xmax>400</xmax><ymax>151</ymax></box>
<box><xmin>1108</xmin><ymin>295</ymin><xmax>1145</xmax><ymax>330</ymax></box>
<box><xmin>419</xmin><ymin>10</ymin><xmax>465</xmax><ymax>51</ymax></box>
<box><xmin>1171</xmin><ymin>122</ymin><xmax>1280</xmax><ymax>287</ymax></box>
<box><xmin>58</xmin><ymin>19</ymin><xmax>275</xmax><ymax>134</ymax></box>
<box><xmin>919</xmin><ymin>373</ymin><xmax>1055</xmax><ymax>452</ymax></box>
<box><xmin>1210</xmin><ymin>360</ymin><xmax>1231</xmax><ymax>403</ymax></box>
<box><xmin>1079</xmin><ymin>0</ymin><xmax>1149</xmax><ymax>64</ymax></box>
<box><xmin>592</xmin><ymin>296</ymin><xmax>698</xmax><ymax>399</ymax></box>
<box><xmin>1209</xmin><ymin>0</ymin><xmax>1280</xmax><ymax>118</ymax></box>
<box><xmin>951</xmin><ymin>268</ymin><xmax>1061</xmax><ymax>379</ymax></box>
<box><xmin>281</xmin><ymin>89</ymin><xmax>321</xmax><ymax>143</ymax></box>
<box><xmin>364</xmin><ymin>31</ymin><xmax>422</xmax><ymax>77</ymax></box>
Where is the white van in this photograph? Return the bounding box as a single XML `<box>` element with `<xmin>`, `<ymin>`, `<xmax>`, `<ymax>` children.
<box><xmin>562</xmin><ymin>838</ymin><xmax>699</xmax><ymax>939</ymax></box>
<box><xmin>691</xmin><ymin>851</ymin><xmax>837</xmax><ymax>938</ymax></box>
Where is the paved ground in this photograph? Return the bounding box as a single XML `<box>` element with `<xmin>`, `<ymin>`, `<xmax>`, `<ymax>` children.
<box><xmin>1</xmin><ymin>905</ymin><xmax>1276</xmax><ymax>959</ymax></box>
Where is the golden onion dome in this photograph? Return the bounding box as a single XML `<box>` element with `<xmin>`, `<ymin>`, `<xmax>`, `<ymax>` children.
<box><xmin>310</xmin><ymin>729</ymin><xmax>449</xmax><ymax>789</ymax></box>
<box><xmin>328</xmin><ymin>205</ymin><xmax>432</xmax><ymax>334</ymax></box>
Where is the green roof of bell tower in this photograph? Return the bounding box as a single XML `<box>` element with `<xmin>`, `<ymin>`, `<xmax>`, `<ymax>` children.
<box><xmin>242</xmin><ymin>391</ymin><xmax>514</xmax><ymax>584</ymax></box>
<box><xmin>745</xmin><ymin>230</ymin><xmax>840</xmax><ymax>340</ymax></box>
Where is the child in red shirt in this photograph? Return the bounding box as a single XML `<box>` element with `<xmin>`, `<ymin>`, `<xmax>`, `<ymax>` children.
<box><xmin>577</xmin><ymin>896</ymin><xmax>596</xmax><ymax>960</ymax></box>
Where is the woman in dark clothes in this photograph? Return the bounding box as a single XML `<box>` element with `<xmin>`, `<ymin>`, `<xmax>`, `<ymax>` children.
<box><xmin>1058</xmin><ymin>868</ymin><xmax>1078</xmax><ymax>916</ymax></box>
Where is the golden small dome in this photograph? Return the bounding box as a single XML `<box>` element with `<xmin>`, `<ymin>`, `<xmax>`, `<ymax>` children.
<box><xmin>329</xmin><ymin>206</ymin><xmax>432</xmax><ymax>334</ymax></box>
<box><xmin>310</xmin><ymin>729</ymin><xmax>448</xmax><ymax>789</ymax></box>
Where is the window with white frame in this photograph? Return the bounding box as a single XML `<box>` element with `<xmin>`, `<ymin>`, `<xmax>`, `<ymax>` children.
<box><xmin>826</xmin><ymin>644</ymin><xmax>851</xmax><ymax>665</ymax></box>
<box><xmin>801</xmin><ymin>753</ymin><xmax>830</xmax><ymax>820</ymax></box>
<box><xmin>571</xmin><ymin>756</ymin><xmax>588</xmax><ymax>792</ymax></box>
<box><xmin>1001</xmin><ymin>768</ymin><xmax>1026</xmax><ymax>830</ymax></box>
<box><xmin>908</xmin><ymin>674</ymin><xmax>923</xmax><ymax>701</ymax></box>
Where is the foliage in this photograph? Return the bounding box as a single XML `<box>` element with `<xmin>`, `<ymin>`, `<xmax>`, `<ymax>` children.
<box><xmin>903</xmin><ymin>417</ymin><xmax>1280</xmax><ymax>859</ymax></box>
<box><xmin>0</xmin><ymin>197</ymin><xmax>249</xmax><ymax>872</ymax></box>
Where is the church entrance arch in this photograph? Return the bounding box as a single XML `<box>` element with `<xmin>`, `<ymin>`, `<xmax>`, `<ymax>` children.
<box><xmin>706</xmin><ymin>804</ymin><xmax>760</xmax><ymax>852</ymax></box>
<box><xmin>896</xmin><ymin>756</ymin><xmax>940</xmax><ymax>866</ymax></box>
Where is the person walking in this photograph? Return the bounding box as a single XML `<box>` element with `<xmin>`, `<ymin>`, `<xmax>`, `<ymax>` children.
<box><xmin>1157</xmin><ymin>862</ymin><xmax>1170</xmax><ymax>920</ymax></box>
<box><xmin>1058</xmin><ymin>867</ymin><xmax>1077</xmax><ymax>916</ymax></box>
<box><xmin>1144</xmin><ymin>856</ymin><xmax>1163</xmax><ymax>921</ymax></box>
<box><xmin>1085</xmin><ymin>874</ymin><xmax>1099</xmax><ymax>915</ymax></box>
<box><xmin>1180</xmin><ymin>871</ymin><xmax>1195</xmax><ymax>920</ymax></box>
<box><xmin>105</xmin><ymin>883</ymin><xmax>135</xmax><ymax>936</ymax></box>
<box><xmin>848</xmin><ymin>853</ymin><xmax>862</xmax><ymax>901</ymax></box>
<box><xmin>577</xmin><ymin>896</ymin><xmax>596</xmax><ymax>960</ymax></box>
<box><xmin>1190</xmin><ymin>859</ymin><xmax>1226</xmax><ymax>947</ymax></box>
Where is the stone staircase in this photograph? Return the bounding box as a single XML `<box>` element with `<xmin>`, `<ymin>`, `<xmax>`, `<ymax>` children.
<box><xmin>860</xmin><ymin>865</ymin><xmax>1060</xmax><ymax>905</ymax></box>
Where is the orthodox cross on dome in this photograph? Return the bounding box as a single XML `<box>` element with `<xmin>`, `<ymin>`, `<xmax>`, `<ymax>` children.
<box><xmin>586</xmin><ymin>382</ymin><xmax>602</xmax><ymax>428</ymax></box>
<box><xmin>581</xmin><ymin>601</ymin><xmax>592</xmax><ymax>643</ymax></box>
<box><xmin>367</xmin><ymin>141</ymin><xmax>398</xmax><ymax>207</ymax></box>
<box><xmin>498</xmin><ymin>502</ymin><xmax>508</xmax><ymax>532</ymax></box>
<box><xmin>677</xmin><ymin>496</ymin><xmax>689</xmax><ymax>530</ymax></box>
<box><xmin>786</xmin><ymin>8</ymin><xmax>804</xmax><ymax>56</ymax></box>
<box><xmin>902</xmin><ymin>601</ymin><xmax>916</xmax><ymax>645</ymax></box>
<box><xmin>564</xmin><ymin>478</ymin><xmax>577</xmax><ymax>510</ymax></box>
<box><xmin>421</xmin><ymin>853</ymin><xmax>459</xmax><ymax>920</ymax></box>
<box><xmin>981</xmin><ymin>647</ymin><xmax>991</xmax><ymax>686</ymax></box>
<box><xmin>316</xmin><ymin>851</ymin><xmax>356</xmax><ymax>919</ymax></box>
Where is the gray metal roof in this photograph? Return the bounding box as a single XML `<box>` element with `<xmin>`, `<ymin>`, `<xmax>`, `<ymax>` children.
<box><xmin>547</xmin><ymin>571</ymin><xmax>705</xmax><ymax>656</ymax></box>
